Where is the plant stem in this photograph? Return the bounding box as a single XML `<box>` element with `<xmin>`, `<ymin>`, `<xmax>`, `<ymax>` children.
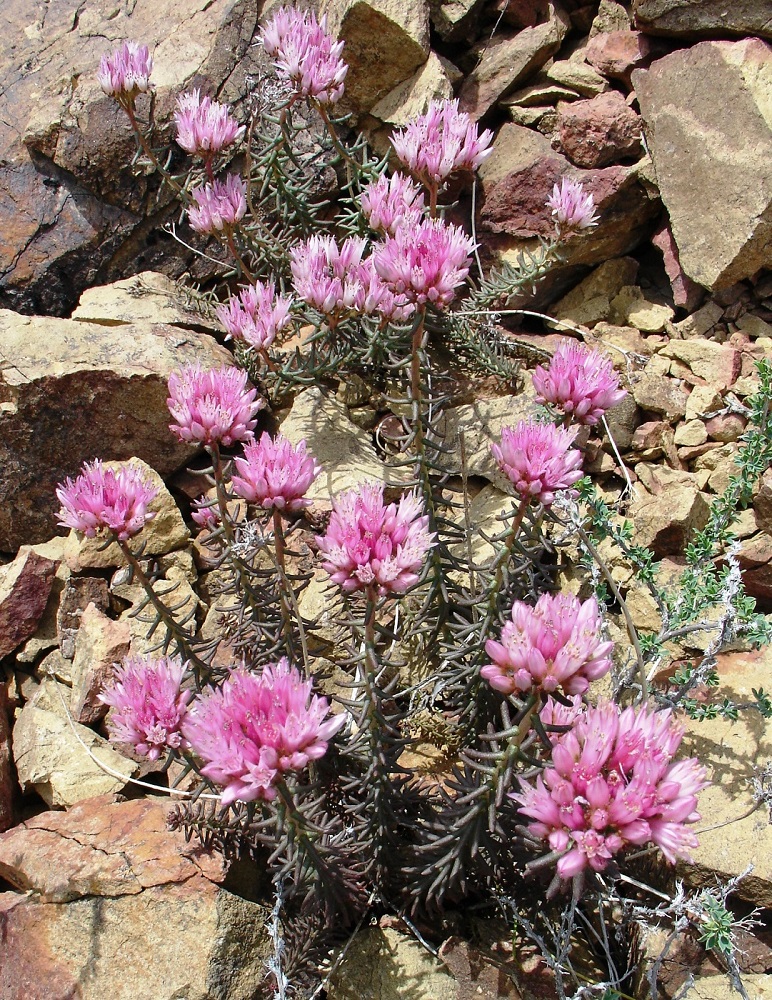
<box><xmin>124</xmin><ymin>102</ymin><xmax>184</xmax><ymax>196</ymax></box>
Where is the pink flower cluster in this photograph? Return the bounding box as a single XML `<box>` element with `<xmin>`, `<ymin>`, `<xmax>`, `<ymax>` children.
<box><xmin>483</xmin><ymin>594</ymin><xmax>613</xmax><ymax>697</ymax></box>
<box><xmin>231</xmin><ymin>432</ymin><xmax>321</xmax><ymax>511</ymax></box>
<box><xmin>514</xmin><ymin>702</ymin><xmax>708</xmax><ymax>878</ymax></box>
<box><xmin>167</xmin><ymin>364</ymin><xmax>263</xmax><ymax>447</ymax></box>
<box><xmin>290</xmin><ymin>235</ymin><xmax>366</xmax><ymax>315</ymax></box>
<box><xmin>318</xmin><ymin>484</ymin><xmax>435</xmax><ymax>595</ymax></box>
<box><xmin>56</xmin><ymin>460</ymin><xmax>158</xmax><ymax>541</ymax></box>
<box><xmin>216</xmin><ymin>281</ymin><xmax>294</xmax><ymax>350</ymax></box>
<box><xmin>547</xmin><ymin>178</ymin><xmax>599</xmax><ymax>233</ymax></box>
<box><xmin>491</xmin><ymin>421</ymin><xmax>584</xmax><ymax>506</ymax></box>
<box><xmin>261</xmin><ymin>7</ymin><xmax>348</xmax><ymax>105</ymax></box>
<box><xmin>373</xmin><ymin>218</ymin><xmax>476</xmax><ymax>310</ymax></box>
<box><xmin>532</xmin><ymin>340</ymin><xmax>627</xmax><ymax>426</ymax></box>
<box><xmin>174</xmin><ymin>90</ymin><xmax>245</xmax><ymax>157</ymax></box>
<box><xmin>98</xmin><ymin>41</ymin><xmax>153</xmax><ymax>100</ymax></box>
<box><xmin>100</xmin><ymin>655</ymin><xmax>192</xmax><ymax>760</ymax></box>
<box><xmin>391</xmin><ymin>99</ymin><xmax>493</xmax><ymax>186</ymax></box>
<box><xmin>188</xmin><ymin>175</ymin><xmax>247</xmax><ymax>234</ymax></box>
<box><xmin>360</xmin><ymin>173</ymin><xmax>425</xmax><ymax>236</ymax></box>
<box><xmin>183</xmin><ymin>659</ymin><xmax>345</xmax><ymax>805</ymax></box>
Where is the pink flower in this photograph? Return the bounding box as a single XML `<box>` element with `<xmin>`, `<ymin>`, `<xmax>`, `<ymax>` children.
<box><xmin>513</xmin><ymin>702</ymin><xmax>708</xmax><ymax>878</ymax></box>
<box><xmin>99</xmin><ymin>655</ymin><xmax>192</xmax><ymax>760</ymax></box>
<box><xmin>56</xmin><ymin>460</ymin><xmax>158</xmax><ymax>541</ymax></box>
<box><xmin>318</xmin><ymin>483</ymin><xmax>435</xmax><ymax>595</ymax></box>
<box><xmin>216</xmin><ymin>282</ymin><xmax>294</xmax><ymax>350</ymax></box>
<box><xmin>98</xmin><ymin>42</ymin><xmax>153</xmax><ymax>99</ymax></box>
<box><xmin>174</xmin><ymin>89</ymin><xmax>245</xmax><ymax>157</ymax></box>
<box><xmin>391</xmin><ymin>99</ymin><xmax>493</xmax><ymax>186</ymax></box>
<box><xmin>373</xmin><ymin>218</ymin><xmax>476</xmax><ymax>310</ymax></box>
<box><xmin>183</xmin><ymin>659</ymin><xmax>345</xmax><ymax>805</ymax></box>
<box><xmin>289</xmin><ymin>235</ymin><xmax>367</xmax><ymax>315</ymax></box>
<box><xmin>546</xmin><ymin>178</ymin><xmax>599</xmax><ymax>233</ymax></box>
<box><xmin>167</xmin><ymin>364</ymin><xmax>264</xmax><ymax>447</ymax></box>
<box><xmin>491</xmin><ymin>421</ymin><xmax>583</xmax><ymax>506</ymax></box>
<box><xmin>483</xmin><ymin>594</ymin><xmax>613</xmax><ymax>697</ymax></box>
<box><xmin>532</xmin><ymin>340</ymin><xmax>627</xmax><ymax>426</ymax></box>
<box><xmin>346</xmin><ymin>257</ymin><xmax>416</xmax><ymax>321</ymax></box>
<box><xmin>360</xmin><ymin>173</ymin><xmax>425</xmax><ymax>236</ymax></box>
<box><xmin>231</xmin><ymin>432</ymin><xmax>321</xmax><ymax>511</ymax></box>
<box><xmin>188</xmin><ymin>175</ymin><xmax>247</xmax><ymax>234</ymax></box>
<box><xmin>261</xmin><ymin>7</ymin><xmax>348</xmax><ymax>105</ymax></box>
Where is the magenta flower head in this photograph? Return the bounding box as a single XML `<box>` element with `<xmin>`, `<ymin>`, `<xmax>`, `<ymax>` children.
<box><xmin>183</xmin><ymin>659</ymin><xmax>345</xmax><ymax>805</ymax></box>
<box><xmin>216</xmin><ymin>281</ymin><xmax>294</xmax><ymax>351</ymax></box>
<box><xmin>289</xmin><ymin>235</ymin><xmax>368</xmax><ymax>315</ymax></box>
<box><xmin>99</xmin><ymin>654</ymin><xmax>192</xmax><ymax>760</ymax></box>
<box><xmin>98</xmin><ymin>42</ymin><xmax>153</xmax><ymax>100</ymax></box>
<box><xmin>513</xmin><ymin>701</ymin><xmax>709</xmax><ymax>879</ymax></box>
<box><xmin>546</xmin><ymin>178</ymin><xmax>599</xmax><ymax>234</ymax></box>
<box><xmin>360</xmin><ymin>173</ymin><xmax>426</xmax><ymax>236</ymax></box>
<box><xmin>483</xmin><ymin>594</ymin><xmax>613</xmax><ymax>697</ymax></box>
<box><xmin>261</xmin><ymin>7</ymin><xmax>348</xmax><ymax>105</ymax></box>
<box><xmin>231</xmin><ymin>432</ymin><xmax>321</xmax><ymax>511</ymax></box>
<box><xmin>174</xmin><ymin>89</ymin><xmax>245</xmax><ymax>157</ymax></box>
<box><xmin>373</xmin><ymin>218</ymin><xmax>476</xmax><ymax>310</ymax></box>
<box><xmin>56</xmin><ymin>460</ymin><xmax>159</xmax><ymax>541</ymax></box>
<box><xmin>391</xmin><ymin>99</ymin><xmax>493</xmax><ymax>187</ymax></box>
<box><xmin>491</xmin><ymin>421</ymin><xmax>583</xmax><ymax>506</ymax></box>
<box><xmin>188</xmin><ymin>175</ymin><xmax>247</xmax><ymax>235</ymax></box>
<box><xmin>533</xmin><ymin>340</ymin><xmax>627</xmax><ymax>426</ymax></box>
<box><xmin>318</xmin><ymin>483</ymin><xmax>435</xmax><ymax>596</ymax></box>
<box><xmin>167</xmin><ymin>363</ymin><xmax>264</xmax><ymax>447</ymax></box>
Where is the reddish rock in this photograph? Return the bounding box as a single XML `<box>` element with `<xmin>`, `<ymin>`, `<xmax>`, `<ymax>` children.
<box><xmin>56</xmin><ymin>575</ymin><xmax>110</xmax><ymax>659</ymax></box>
<box><xmin>631</xmin><ymin>419</ymin><xmax>669</xmax><ymax>452</ymax></box>
<box><xmin>558</xmin><ymin>91</ymin><xmax>643</xmax><ymax>168</ymax></box>
<box><xmin>489</xmin><ymin>0</ymin><xmax>551</xmax><ymax>28</ymax></box>
<box><xmin>585</xmin><ymin>29</ymin><xmax>654</xmax><ymax>83</ymax></box>
<box><xmin>738</xmin><ymin>534</ymin><xmax>772</xmax><ymax>602</ymax></box>
<box><xmin>705</xmin><ymin>413</ymin><xmax>747</xmax><ymax>442</ymax></box>
<box><xmin>650</xmin><ymin>220</ymin><xmax>703</xmax><ymax>311</ymax></box>
<box><xmin>755</xmin><ymin>469</ymin><xmax>772</xmax><ymax>534</ymax></box>
<box><xmin>0</xmin><ymin>550</ymin><xmax>57</xmax><ymax>659</ymax></box>
<box><xmin>0</xmin><ymin>685</ymin><xmax>13</xmax><ymax>833</ymax></box>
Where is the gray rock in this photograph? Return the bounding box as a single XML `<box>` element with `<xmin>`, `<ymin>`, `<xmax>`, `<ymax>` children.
<box><xmin>633</xmin><ymin>0</ymin><xmax>772</xmax><ymax>40</ymax></box>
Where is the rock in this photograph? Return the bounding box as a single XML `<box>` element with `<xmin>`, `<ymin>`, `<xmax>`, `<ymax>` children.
<box><xmin>63</xmin><ymin>459</ymin><xmax>190</xmax><ymax>571</ymax></box>
<box><xmin>705</xmin><ymin>413</ymin><xmax>746</xmax><ymax>442</ymax></box>
<box><xmin>603</xmin><ymin>389</ymin><xmax>639</xmax><ymax>450</ymax></box>
<box><xmin>546</xmin><ymin>59</ymin><xmax>609</xmax><ymax>97</ymax></box>
<box><xmin>457</xmin><ymin>3</ymin><xmax>569</xmax><ymax>120</ymax></box>
<box><xmin>504</xmin><ymin>81</ymin><xmax>579</xmax><ymax>108</ymax></box>
<box><xmin>12</xmin><ymin>690</ymin><xmax>134</xmax><ymax>808</ymax></box>
<box><xmin>650</xmin><ymin>219</ymin><xmax>704</xmax><ymax>311</ymax></box>
<box><xmin>738</xmin><ymin>314</ymin><xmax>772</xmax><ymax>339</ymax></box>
<box><xmin>680</xmin><ymin>977</ymin><xmax>772</xmax><ymax>1000</ymax></box>
<box><xmin>661</xmin><ymin>340</ymin><xmax>741</xmax><ymax>387</ymax></box>
<box><xmin>590</xmin><ymin>0</ymin><xmax>631</xmax><ymax>35</ymax></box>
<box><xmin>371</xmin><ymin>52</ymin><xmax>454</xmax><ymax>127</ymax></box>
<box><xmin>679</xmin><ymin>648</ymin><xmax>772</xmax><ymax>907</ymax></box>
<box><xmin>633</xmin><ymin>0</ymin><xmax>772</xmax><ymax>40</ymax></box>
<box><xmin>328</xmin><ymin>924</ymin><xmax>457</xmax><ymax>999</ymax></box>
<box><xmin>0</xmin><ymin>311</ymin><xmax>233</xmax><ymax>550</ymax></box>
<box><xmin>685</xmin><ymin>385</ymin><xmax>723</xmax><ymax>422</ymax></box>
<box><xmin>585</xmin><ymin>30</ymin><xmax>654</xmax><ymax>84</ymax></box>
<box><xmin>0</xmin><ymin>549</ymin><xmax>57</xmax><ymax>659</ymax></box>
<box><xmin>674</xmin><ymin>419</ymin><xmax>708</xmax><ymax>447</ymax></box>
<box><xmin>558</xmin><ymin>91</ymin><xmax>643</xmax><ymax>169</ymax></box>
<box><xmin>490</xmin><ymin>0</ymin><xmax>551</xmax><ymax>29</ymax></box>
<box><xmin>754</xmin><ymin>469</ymin><xmax>772</xmax><ymax>534</ymax></box>
<box><xmin>429</xmin><ymin>0</ymin><xmax>486</xmax><ymax>41</ymax></box>
<box><xmin>0</xmin><ymin>685</ymin><xmax>13</xmax><ymax>833</ymax></box>
<box><xmin>321</xmin><ymin>0</ymin><xmax>430</xmax><ymax>113</ymax></box>
<box><xmin>672</xmin><ymin>301</ymin><xmax>724</xmax><ymax>340</ymax></box>
<box><xmin>0</xmin><ymin>796</ymin><xmax>269</xmax><ymax>1000</ymax></box>
<box><xmin>632</xmin><ymin>372</ymin><xmax>690</xmax><ymax>420</ymax></box>
<box><xmin>554</xmin><ymin>258</ymin><xmax>639</xmax><ymax>326</ymax></box>
<box><xmin>633</xmin><ymin>40</ymin><xmax>772</xmax><ymax>290</ymax></box>
<box><xmin>71</xmin><ymin>272</ymin><xmax>220</xmax><ymax>331</ymax></box>
<box><xmin>56</xmin><ymin>574</ymin><xmax>111</xmax><ymax>659</ymax></box>
<box><xmin>737</xmin><ymin>533</ymin><xmax>772</xmax><ymax>601</ymax></box>
<box><xmin>629</xmin><ymin>484</ymin><xmax>710</xmax><ymax>555</ymax></box>
<box><xmin>70</xmin><ymin>604</ymin><xmax>131</xmax><ymax>725</ymax></box>
<box><xmin>610</xmin><ymin>286</ymin><xmax>674</xmax><ymax>332</ymax></box>
<box><xmin>439</xmin><ymin>935</ymin><xmax>523</xmax><ymax>998</ymax></box>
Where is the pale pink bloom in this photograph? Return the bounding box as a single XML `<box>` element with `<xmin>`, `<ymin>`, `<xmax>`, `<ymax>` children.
<box><xmin>188</xmin><ymin>175</ymin><xmax>247</xmax><ymax>234</ymax></box>
<box><xmin>483</xmin><ymin>594</ymin><xmax>613</xmax><ymax>697</ymax></box>
<box><xmin>513</xmin><ymin>701</ymin><xmax>708</xmax><ymax>878</ymax></box>
<box><xmin>532</xmin><ymin>340</ymin><xmax>627</xmax><ymax>425</ymax></box>
<box><xmin>546</xmin><ymin>178</ymin><xmax>599</xmax><ymax>232</ymax></box>
<box><xmin>289</xmin><ymin>235</ymin><xmax>368</xmax><ymax>315</ymax></box>
<box><xmin>318</xmin><ymin>483</ymin><xmax>435</xmax><ymax>595</ymax></box>
<box><xmin>491</xmin><ymin>421</ymin><xmax>583</xmax><ymax>506</ymax></box>
<box><xmin>216</xmin><ymin>282</ymin><xmax>294</xmax><ymax>350</ymax></box>
<box><xmin>191</xmin><ymin>493</ymin><xmax>219</xmax><ymax>529</ymax></box>
<box><xmin>98</xmin><ymin>42</ymin><xmax>153</xmax><ymax>99</ymax></box>
<box><xmin>56</xmin><ymin>460</ymin><xmax>158</xmax><ymax>541</ymax></box>
<box><xmin>391</xmin><ymin>99</ymin><xmax>493</xmax><ymax>185</ymax></box>
<box><xmin>167</xmin><ymin>364</ymin><xmax>264</xmax><ymax>447</ymax></box>
<box><xmin>261</xmin><ymin>7</ymin><xmax>347</xmax><ymax>105</ymax></box>
<box><xmin>183</xmin><ymin>659</ymin><xmax>344</xmax><ymax>805</ymax></box>
<box><xmin>373</xmin><ymin>218</ymin><xmax>476</xmax><ymax>310</ymax></box>
<box><xmin>99</xmin><ymin>655</ymin><xmax>192</xmax><ymax>760</ymax></box>
<box><xmin>174</xmin><ymin>89</ymin><xmax>245</xmax><ymax>156</ymax></box>
<box><xmin>345</xmin><ymin>257</ymin><xmax>416</xmax><ymax>321</ymax></box>
<box><xmin>360</xmin><ymin>173</ymin><xmax>425</xmax><ymax>236</ymax></box>
<box><xmin>231</xmin><ymin>432</ymin><xmax>321</xmax><ymax>511</ymax></box>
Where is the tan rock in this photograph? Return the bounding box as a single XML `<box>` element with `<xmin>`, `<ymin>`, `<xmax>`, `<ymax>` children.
<box><xmin>429</xmin><ymin>0</ymin><xmax>486</xmax><ymax>41</ymax></box>
<box><xmin>71</xmin><ymin>272</ymin><xmax>220</xmax><ymax>331</ymax></box>
<box><xmin>70</xmin><ymin>604</ymin><xmax>131</xmax><ymax>725</ymax></box>
<box><xmin>685</xmin><ymin>384</ymin><xmax>723</xmax><ymax>422</ymax></box>
<box><xmin>371</xmin><ymin>51</ymin><xmax>453</xmax><ymax>126</ymax></box>
<box><xmin>629</xmin><ymin>484</ymin><xmax>710</xmax><ymax>555</ymax></box>
<box><xmin>56</xmin><ymin>574</ymin><xmax>111</xmax><ymax>659</ymax></box>
<box><xmin>546</xmin><ymin>59</ymin><xmax>609</xmax><ymax>97</ymax></box>
<box><xmin>679</xmin><ymin>975</ymin><xmax>772</xmax><ymax>999</ymax></box>
<box><xmin>672</xmin><ymin>301</ymin><xmax>724</xmax><ymax>339</ymax></box>
<box><xmin>632</xmin><ymin>372</ymin><xmax>690</xmax><ymax>420</ymax></box>
<box><xmin>661</xmin><ymin>340</ymin><xmax>741</xmax><ymax>388</ymax></box>
<box><xmin>590</xmin><ymin>0</ymin><xmax>631</xmax><ymax>36</ymax></box>
<box><xmin>633</xmin><ymin>0</ymin><xmax>772</xmax><ymax>41</ymax></box>
<box><xmin>738</xmin><ymin>313</ymin><xmax>772</xmax><ymax>339</ymax></box>
<box><xmin>754</xmin><ymin>469</ymin><xmax>772</xmax><ymax>534</ymax></box>
<box><xmin>674</xmin><ymin>419</ymin><xmax>708</xmax><ymax>447</ymax></box>
<box><xmin>611</xmin><ymin>285</ymin><xmax>674</xmax><ymax>332</ymax></box>
<box><xmin>555</xmin><ymin>258</ymin><xmax>639</xmax><ymax>325</ymax></box>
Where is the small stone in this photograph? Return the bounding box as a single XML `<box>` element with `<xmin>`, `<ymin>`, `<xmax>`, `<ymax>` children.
<box><xmin>660</xmin><ymin>339</ymin><xmax>741</xmax><ymax>387</ymax></box>
<box><xmin>611</xmin><ymin>286</ymin><xmax>674</xmax><ymax>332</ymax></box>
<box><xmin>0</xmin><ymin>549</ymin><xmax>58</xmax><ymax>660</ymax></box>
<box><xmin>57</xmin><ymin>575</ymin><xmax>111</xmax><ymax>659</ymax></box>
<box><xmin>504</xmin><ymin>82</ymin><xmax>579</xmax><ymax>107</ymax></box>
<box><xmin>632</xmin><ymin>0</ymin><xmax>772</xmax><ymax>40</ymax></box>
<box><xmin>590</xmin><ymin>0</ymin><xmax>631</xmax><ymax>36</ymax></box>
<box><xmin>673</xmin><ymin>419</ymin><xmax>707</xmax><ymax>447</ymax></box>
<box><xmin>70</xmin><ymin>604</ymin><xmax>131</xmax><ymax>725</ymax></box>
<box><xmin>428</xmin><ymin>0</ymin><xmax>486</xmax><ymax>41</ymax></box>
<box><xmin>672</xmin><ymin>301</ymin><xmax>723</xmax><ymax>339</ymax></box>
<box><xmin>71</xmin><ymin>272</ymin><xmax>219</xmax><ymax>331</ymax></box>
<box><xmin>370</xmin><ymin>51</ymin><xmax>453</xmax><ymax>126</ymax></box>
<box><xmin>558</xmin><ymin>91</ymin><xmax>643</xmax><ymax>169</ymax></box>
<box><xmin>585</xmin><ymin>30</ymin><xmax>653</xmax><ymax>84</ymax></box>
<box><xmin>546</xmin><ymin>59</ymin><xmax>609</xmax><ymax>97</ymax></box>
<box><xmin>685</xmin><ymin>384</ymin><xmax>723</xmax><ymax>422</ymax></box>
<box><xmin>632</xmin><ymin>372</ymin><xmax>690</xmax><ymax>420</ymax></box>
<box><xmin>629</xmin><ymin>484</ymin><xmax>710</xmax><ymax>555</ymax></box>
<box><xmin>555</xmin><ymin>258</ymin><xmax>639</xmax><ymax>325</ymax></box>
<box><xmin>650</xmin><ymin>221</ymin><xmax>703</xmax><ymax>311</ymax></box>
<box><xmin>738</xmin><ymin>313</ymin><xmax>772</xmax><ymax>339</ymax></box>
<box><xmin>705</xmin><ymin>413</ymin><xmax>746</xmax><ymax>442</ymax></box>
<box><xmin>508</xmin><ymin>105</ymin><xmax>558</xmax><ymax>130</ymax></box>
